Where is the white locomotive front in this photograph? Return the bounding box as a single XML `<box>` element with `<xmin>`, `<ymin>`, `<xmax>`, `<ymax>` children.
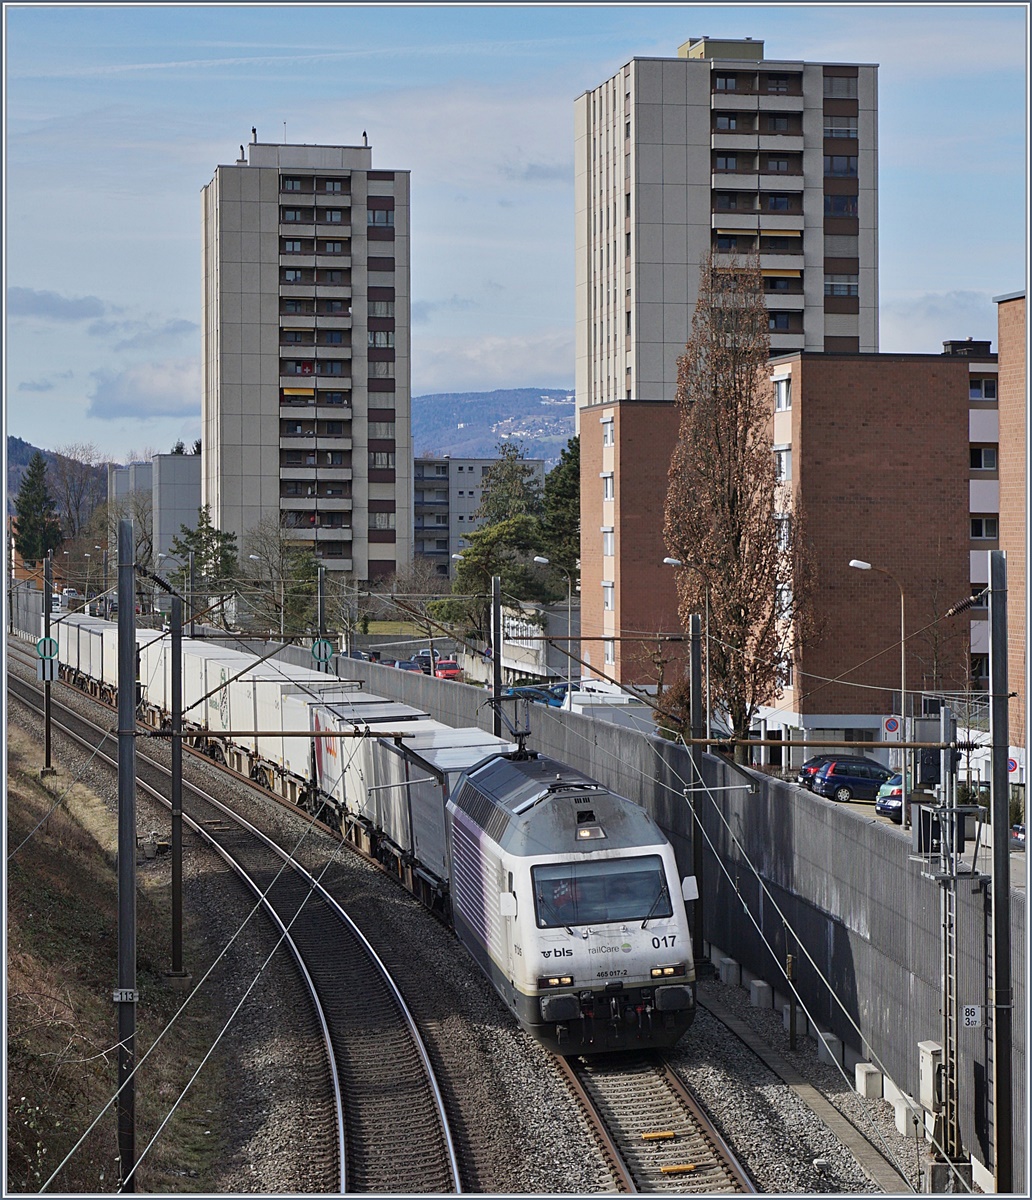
<box><xmin>447</xmin><ymin>753</ymin><xmax>696</xmax><ymax>1054</ymax></box>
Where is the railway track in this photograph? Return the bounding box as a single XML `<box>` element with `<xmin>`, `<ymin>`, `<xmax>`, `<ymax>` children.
<box><xmin>7</xmin><ymin>662</ymin><xmax>463</xmax><ymax>1194</ymax></box>
<box><xmin>556</xmin><ymin>1052</ymin><xmax>755</xmax><ymax>1193</ymax></box>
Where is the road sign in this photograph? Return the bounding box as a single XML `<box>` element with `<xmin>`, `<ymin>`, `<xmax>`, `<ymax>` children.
<box><xmin>37</xmin><ymin>659</ymin><xmax>58</xmax><ymax>682</ymax></box>
<box><xmin>883</xmin><ymin>716</ymin><xmax>900</xmax><ymax>735</ymax></box>
<box><xmin>312</xmin><ymin>638</ymin><xmax>334</xmax><ymax>663</ymax></box>
<box><xmin>1008</xmin><ymin>758</ymin><xmax>1018</xmax><ymax>775</ymax></box>
<box><xmin>36</xmin><ymin>636</ymin><xmax>58</xmax><ymax>660</ymax></box>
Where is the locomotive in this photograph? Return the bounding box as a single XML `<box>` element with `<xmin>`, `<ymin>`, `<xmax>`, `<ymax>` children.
<box><xmin>52</xmin><ymin>613</ymin><xmax>697</xmax><ymax>1054</ymax></box>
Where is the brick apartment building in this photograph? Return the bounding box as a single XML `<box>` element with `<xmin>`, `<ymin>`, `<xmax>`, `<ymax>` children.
<box><xmin>581</xmin><ymin>344</ymin><xmax>1010</xmax><ymax>766</ymax></box>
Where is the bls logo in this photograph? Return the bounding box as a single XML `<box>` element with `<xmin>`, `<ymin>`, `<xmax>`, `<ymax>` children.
<box><xmin>541</xmin><ymin>947</ymin><xmax>573</xmax><ymax>959</ymax></box>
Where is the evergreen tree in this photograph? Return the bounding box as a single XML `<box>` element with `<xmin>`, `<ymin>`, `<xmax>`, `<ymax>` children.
<box><xmin>474</xmin><ymin>440</ymin><xmax>544</xmax><ymax>526</ymax></box>
<box><xmin>541</xmin><ymin>435</ymin><xmax>580</xmax><ymax>573</ymax></box>
<box><xmin>14</xmin><ymin>451</ymin><xmax>63</xmax><ymax>565</ymax></box>
<box><xmin>168</xmin><ymin>504</ymin><xmax>239</xmax><ymax>628</ymax></box>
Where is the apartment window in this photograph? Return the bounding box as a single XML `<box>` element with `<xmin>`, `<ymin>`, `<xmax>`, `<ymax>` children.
<box><xmin>281</xmin><ymin>330</ymin><xmax>305</xmax><ymax>344</ymax></box>
<box><xmin>369</xmin><ymin>300</ymin><xmax>395</xmax><ymax>317</ymax></box>
<box><xmin>970</xmin><ymin>447</ymin><xmax>998</xmax><ymax>470</ymax></box>
<box><xmin>774</xmin><ymin>445</ymin><xmax>792</xmax><ymax>482</ymax></box>
<box><xmin>602</xmin><ymin>582</ymin><xmax>615</xmax><ymax>611</ymax></box>
<box><xmin>367</xmin><ymin>209</ymin><xmax>395</xmax><ymax>226</ymax></box>
<box><xmin>970</xmin><ymin>654</ymin><xmax>989</xmax><ymax>684</ymax></box>
<box><xmin>602</xmin><ymin>528</ymin><xmax>615</xmax><ymax>557</ymax></box>
<box><xmin>776</xmin><ymin>582</ymin><xmax>793</xmax><ymax>617</ymax></box>
<box><xmin>282</xmin><ymin>299</ymin><xmax>305</xmax><ymax>313</ymax></box>
<box><xmin>370</xmin><ymin>511</ymin><xmax>396</xmax><ymax>530</ymax></box>
<box><xmin>767</xmin><ymin>115</ymin><xmax>790</xmax><ymax>133</ymax></box>
<box><xmin>324</xmin><ymin>179</ymin><xmax>344</xmax><ymax>193</ymax></box>
<box><xmin>323</xmin><ymin>421</ymin><xmax>345</xmax><ymax>436</ymax></box>
<box><xmin>824</xmin><ymin>274</ymin><xmax>859</xmax><ymax>297</ymax></box>
<box><xmin>766</xmin><ymin>157</ymin><xmax>790</xmax><ymax>173</ymax></box>
<box><xmin>715</xmin><ymin>193</ymin><xmax>740</xmax><ymax>211</ymax></box>
<box><xmin>323</xmin><ymin>209</ymin><xmax>344</xmax><ymax>223</ymax></box>
<box><xmin>322</xmin><ymin>391</ymin><xmax>347</xmax><ymax>405</ymax></box>
<box><xmin>369</xmin><ymin>422</ymin><xmax>396</xmax><ymax>438</ymax></box>
<box><xmin>321</xmin><ymin>330</ymin><xmax>344</xmax><ymax>345</ymax></box>
<box><xmin>774</xmin><ymin>378</ymin><xmax>792</xmax><ymax>411</ymax></box>
<box><xmin>824</xmin><ymin>115</ymin><xmax>858</xmax><ymax>138</ymax></box>
<box><xmin>318</xmin><ymin>299</ymin><xmax>349</xmax><ymax>315</ymax></box>
<box><xmin>970</xmin><ymin>378</ymin><xmax>997</xmax><ymax>401</ymax></box>
<box><xmin>767</xmin><ymin>194</ymin><xmax>790</xmax><ymax>211</ymax></box>
<box><xmin>824</xmin><ymin>155</ymin><xmax>858</xmax><ymax>177</ymax></box>
<box><xmin>716</xmin><ymin>234</ymin><xmax>741</xmax><ymax>251</ymax></box>
<box><xmin>370</xmin><ymin>452</ymin><xmax>396</xmax><ymax>469</ymax></box>
<box><xmin>282</xmin><ymin>239</ymin><xmax>303</xmax><ymax>253</ymax></box>
<box><xmin>775</xmin><ymin>514</ymin><xmax>792</xmax><ymax>550</ymax></box>
<box><xmin>601</xmin><ymin>418</ymin><xmax>614</xmax><ymax>446</ymax></box>
<box><xmin>282</xmin><ymin>209</ymin><xmax>304</xmax><ymax>222</ymax></box>
<box><xmin>328</xmin><ymin>451</ymin><xmax>346</xmax><ymax>466</ymax></box>
<box><xmin>319</xmin><ymin>361</ymin><xmax>345</xmax><ymax>376</ymax></box>
<box><xmin>970</xmin><ymin>516</ymin><xmax>998</xmax><ymax>539</ymax></box>
<box><xmin>370</xmin><ymin>361</ymin><xmax>395</xmax><ymax>378</ymax></box>
<box><xmin>767</xmin><ymin>74</ymin><xmax>790</xmax><ymax>93</ymax></box>
<box><xmin>368</xmin><ymin>330</ymin><xmax>395</xmax><ymax>348</ymax></box>
<box><xmin>823</xmin><ymin>76</ymin><xmax>858</xmax><ymax>99</ymax></box>
<box><xmin>283</xmin><ymin>268</ymin><xmax>304</xmax><ymax>283</ymax></box>
<box><xmin>824</xmin><ymin>194</ymin><xmax>858</xmax><ymax>217</ymax></box>
<box><xmin>604</xmin><ymin>639</ymin><xmax>616</xmax><ymax>665</ymax></box>
<box><xmin>319</xmin><ymin>269</ymin><xmax>345</xmax><ymax>284</ymax></box>
<box><xmin>715</xmin><ymin>154</ymin><xmax>738</xmax><ymax>172</ymax></box>
<box><xmin>320</xmin><ymin>240</ymin><xmax>345</xmax><ymax>254</ymax></box>
<box><xmin>601</xmin><ymin>473</ymin><xmax>614</xmax><ymax>501</ymax></box>
<box><xmin>769</xmin><ymin>313</ymin><xmax>792</xmax><ymax>332</ymax></box>
<box><xmin>715</xmin><ymin>114</ymin><xmax>737</xmax><ymax>131</ymax></box>
<box><xmin>282</xmin><ymin>177</ymin><xmax>303</xmax><ymax>191</ymax></box>
<box><xmin>714</xmin><ymin>74</ymin><xmax>737</xmax><ymax>91</ymax></box>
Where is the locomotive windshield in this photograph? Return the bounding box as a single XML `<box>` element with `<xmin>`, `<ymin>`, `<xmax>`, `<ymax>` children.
<box><xmin>532</xmin><ymin>856</ymin><xmax>672</xmax><ymax>928</ymax></box>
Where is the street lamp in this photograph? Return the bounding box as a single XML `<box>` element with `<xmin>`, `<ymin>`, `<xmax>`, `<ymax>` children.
<box><xmin>664</xmin><ymin>558</ymin><xmax>712</xmax><ymax>742</ymax></box>
<box><xmin>533</xmin><ymin>556</ymin><xmax>575</xmax><ymax>708</ymax></box>
<box><xmin>249</xmin><ymin>554</ymin><xmax>285</xmax><ymax>640</ymax></box>
<box><xmin>849</xmin><ymin>558</ymin><xmax>909</xmax><ymax>826</ymax></box>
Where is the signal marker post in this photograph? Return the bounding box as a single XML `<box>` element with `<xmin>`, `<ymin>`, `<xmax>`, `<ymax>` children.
<box><xmin>41</xmin><ymin>553</ymin><xmax>55</xmax><ymax>776</ymax></box>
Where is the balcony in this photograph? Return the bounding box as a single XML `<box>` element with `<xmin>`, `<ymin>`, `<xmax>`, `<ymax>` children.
<box><xmin>757</xmin><ymin>134</ymin><xmax>804</xmax><ymax>152</ymax></box>
<box><xmin>711</xmin><ymin>132</ymin><xmax>760</xmax><ymax>151</ymax></box>
<box><xmin>279</xmin><ymin>254</ymin><xmax>316</xmax><ymax>269</ymax></box>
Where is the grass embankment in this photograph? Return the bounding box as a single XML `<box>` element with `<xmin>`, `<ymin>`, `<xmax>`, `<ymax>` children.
<box><xmin>5</xmin><ymin>725</ymin><xmax>228</xmax><ymax>1193</ymax></box>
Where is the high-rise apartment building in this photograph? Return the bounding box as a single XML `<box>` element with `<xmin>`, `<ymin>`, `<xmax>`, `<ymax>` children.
<box><xmin>201</xmin><ymin>140</ymin><xmax>412</xmax><ymax>583</ymax></box>
<box><xmin>576</xmin><ymin>35</ymin><xmax>878</xmax><ymax>690</ymax></box>
<box><xmin>575</xmin><ymin>35</ymin><xmax>878</xmax><ymax>415</ymax></box>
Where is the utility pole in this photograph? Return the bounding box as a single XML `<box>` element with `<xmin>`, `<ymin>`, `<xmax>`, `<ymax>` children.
<box><xmin>988</xmin><ymin>550</ymin><xmax>1012</xmax><ymax>1193</ymax></box>
<box><xmin>688</xmin><ymin>612</ymin><xmax>708</xmax><ymax>971</ymax></box>
<box><xmin>42</xmin><ymin>552</ymin><xmax>55</xmax><ymax>776</ymax></box>
<box><xmin>491</xmin><ymin>575</ymin><xmax>502</xmax><ymax>737</ymax></box>
<box><xmin>115</xmin><ymin>519</ymin><xmax>138</xmax><ymax>1191</ymax></box>
<box><xmin>317</xmin><ymin>566</ymin><xmax>329</xmax><ymax>673</ymax></box>
<box><xmin>169</xmin><ymin>595</ymin><xmax>186</xmax><ymax>978</ymax></box>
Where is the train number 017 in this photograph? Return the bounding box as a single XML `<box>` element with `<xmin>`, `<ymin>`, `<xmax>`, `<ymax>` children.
<box><xmin>651</xmin><ymin>935</ymin><xmax>676</xmax><ymax>949</ymax></box>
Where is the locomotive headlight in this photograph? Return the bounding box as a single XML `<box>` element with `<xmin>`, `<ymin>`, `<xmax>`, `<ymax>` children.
<box><xmin>651</xmin><ymin>963</ymin><xmax>687</xmax><ymax>978</ymax></box>
<box><xmin>538</xmin><ymin>975</ymin><xmax>575</xmax><ymax>988</ymax></box>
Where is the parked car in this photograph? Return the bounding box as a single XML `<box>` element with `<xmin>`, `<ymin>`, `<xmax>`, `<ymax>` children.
<box><xmin>503</xmin><ymin>685</ymin><xmax>563</xmax><ymax>707</ymax></box>
<box><xmin>546</xmin><ymin>681</ymin><xmax>583</xmax><ymax>703</ymax></box>
<box><xmin>797</xmin><ymin>753</ymin><xmax>884</xmax><ymax>791</ymax></box>
<box><xmin>51</xmin><ymin>593</ymin><xmax>63</xmax><ymax>612</ymax></box>
<box><xmin>813</xmin><ymin>758</ymin><xmax>894</xmax><ymax>803</ymax></box>
<box><xmin>415</xmin><ymin>648</ymin><xmax>441</xmax><ymax>673</ymax></box>
<box><xmin>395</xmin><ymin>659</ymin><xmax>423</xmax><ymax>672</ymax></box>
<box><xmin>434</xmin><ymin>659</ymin><xmax>462</xmax><ymax>681</ymax></box>
<box><xmin>874</xmin><ymin>774</ymin><xmax>905</xmax><ymax>823</ymax></box>
<box><xmin>1010</xmin><ymin>824</ymin><xmax>1025</xmax><ymax>851</ymax></box>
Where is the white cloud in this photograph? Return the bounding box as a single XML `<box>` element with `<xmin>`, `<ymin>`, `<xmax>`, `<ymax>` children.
<box><xmin>413</xmin><ymin>327</ymin><xmax>574</xmax><ymax>393</ymax></box>
<box><xmin>879</xmin><ymin>290</ymin><xmax>1000</xmax><ymax>355</ymax></box>
<box><xmin>87</xmin><ymin>359</ymin><xmax>201</xmax><ymax>420</ymax></box>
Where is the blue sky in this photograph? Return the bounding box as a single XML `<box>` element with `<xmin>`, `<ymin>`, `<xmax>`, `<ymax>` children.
<box><xmin>3</xmin><ymin>2</ymin><xmax>1028</xmax><ymax>462</ymax></box>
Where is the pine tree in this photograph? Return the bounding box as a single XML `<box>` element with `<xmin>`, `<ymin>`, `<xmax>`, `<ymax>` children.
<box><xmin>14</xmin><ymin>452</ymin><xmax>63</xmax><ymax>565</ymax></box>
<box><xmin>474</xmin><ymin>440</ymin><xmax>543</xmax><ymax>526</ymax></box>
<box><xmin>541</xmin><ymin>435</ymin><xmax>580</xmax><ymax>573</ymax></box>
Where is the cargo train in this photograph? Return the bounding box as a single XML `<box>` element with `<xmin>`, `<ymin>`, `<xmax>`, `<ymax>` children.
<box><xmin>52</xmin><ymin>613</ymin><xmax>697</xmax><ymax>1054</ymax></box>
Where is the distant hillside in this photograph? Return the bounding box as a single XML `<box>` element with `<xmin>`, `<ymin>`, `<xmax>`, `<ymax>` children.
<box><xmin>412</xmin><ymin>387</ymin><xmax>575</xmax><ymax>466</ymax></box>
<box><xmin>6</xmin><ymin>436</ymin><xmax>108</xmax><ymax>518</ymax></box>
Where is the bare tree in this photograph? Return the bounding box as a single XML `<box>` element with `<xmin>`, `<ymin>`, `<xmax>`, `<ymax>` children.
<box><xmin>664</xmin><ymin>252</ymin><xmax>818</xmax><ymax>762</ymax></box>
<box><xmin>239</xmin><ymin>516</ymin><xmax>316</xmax><ymax>638</ymax></box>
<box><xmin>367</xmin><ymin>558</ymin><xmax>455</xmax><ymax>660</ymax></box>
<box><xmin>50</xmin><ymin>443</ymin><xmax>107</xmax><ymax>540</ymax></box>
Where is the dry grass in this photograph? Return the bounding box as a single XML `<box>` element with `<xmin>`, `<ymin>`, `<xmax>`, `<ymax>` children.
<box><xmin>5</xmin><ymin>724</ymin><xmax>229</xmax><ymax>1193</ymax></box>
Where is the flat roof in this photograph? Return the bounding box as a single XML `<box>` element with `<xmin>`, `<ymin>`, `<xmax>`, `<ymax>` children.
<box><xmin>992</xmin><ymin>290</ymin><xmax>1025</xmax><ymax>303</ymax></box>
